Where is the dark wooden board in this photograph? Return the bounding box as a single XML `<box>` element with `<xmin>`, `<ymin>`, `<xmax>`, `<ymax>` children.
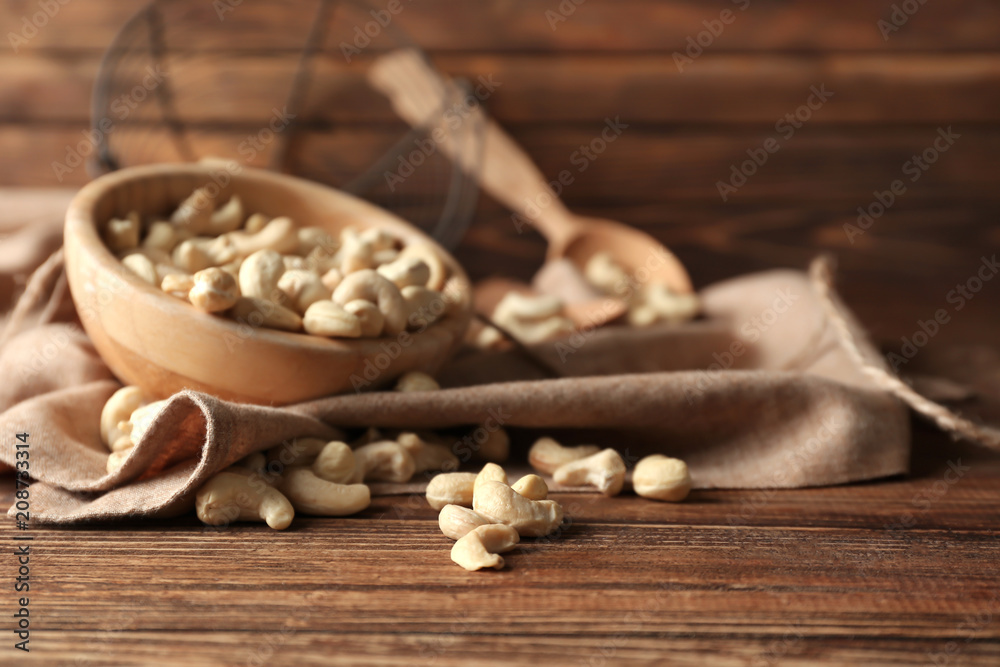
<box><xmin>4</xmin><ymin>53</ymin><xmax>1000</xmax><ymax>124</ymax></box>
<box><xmin>2</xmin><ymin>432</ymin><xmax>999</xmax><ymax>666</ymax></box>
<box><xmin>4</xmin><ymin>0</ymin><xmax>1000</xmax><ymax>53</ymax></box>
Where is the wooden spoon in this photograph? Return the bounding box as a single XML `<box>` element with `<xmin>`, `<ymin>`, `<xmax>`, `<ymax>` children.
<box><xmin>368</xmin><ymin>49</ymin><xmax>692</xmax><ymax>325</ymax></box>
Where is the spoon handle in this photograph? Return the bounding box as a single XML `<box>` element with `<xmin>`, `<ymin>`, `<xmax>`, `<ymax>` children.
<box><xmin>369</xmin><ymin>49</ymin><xmax>579</xmax><ymax>246</ymax></box>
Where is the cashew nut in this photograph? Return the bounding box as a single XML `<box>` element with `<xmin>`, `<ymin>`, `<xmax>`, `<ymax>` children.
<box><xmin>500</xmin><ymin>314</ymin><xmax>575</xmax><ymax>345</ymax></box>
<box><xmin>377</xmin><ymin>256</ymin><xmax>430</xmax><ymax>289</ymax></box>
<box><xmin>351</xmin><ymin>440</ymin><xmax>415</xmax><ymax>483</ymax></box>
<box><xmin>100</xmin><ymin>386</ymin><xmax>146</xmax><ymax>447</ymax></box>
<box><xmin>228</xmin><ymin>216</ymin><xmax>298</xmax><ymax>256</ymax></box>
<box><xmin>397</xmin><ymin>432</ymin><xmax>457</xmax><ymax>474</ymax></box>
<box><xmin>107</xmin><ymin>447</ymin><xmax>133</xmax><ymax>474</ymax></box>
<box><xmin>528</xmin><ymin>437</ymin><xmax>600</xmax><ymax>476</ymax></box>
<box><xmin>332</xmin><ymin>270</ymin><xmax>407</xmax><ymax>336</ymax></box>
<box><xmin>239</xmin><ymin>249</ymin><xmax>286</xmax><ymax>301</ymax></box>
<box><xmin>359</xmin><ymin>227</ymin><xmax>399</xmax><ymax>252</ymax></box>
<box><xmin>632</xmin><ymin>455</ymin><xmax>691</xmax><ymax>502</ymax></box>
<box><xmin>283</xmin><ymin>255</ymin><xmax>309</xmax><ymax>271</ymax></box>
<box><xmin>472</xmin><ymin>480</ymin><xmax>564</xmax><ymax>538</ymax></box>
<box><xmin>394</xmin><ymin>371</ymin><xmax>440</xmax><ymax>392</ymax></box>
<box><xmin>244</xmin><ymin>212</ymin><xmax>269</xmax><ymax>234</ymax></box>
<box><xmin>303</xmin><ymin>300</ymin><xmax>362</xmax><ymax>338</ymax></box>
<box><xmin>161</xmin><ymin>272</ymin><xmax>195</xmax><ymax>300</ymax></box>
<box><xmin>511</xmin><ymin>474</ymin><xmax>548</xmax><ymax>501</ymax></box>
<box><xmin>450</xmin><ymin>524</ymin><xmax>520</xmax><ymax>571</ymax></box>
<box><xmin>493</xmin><ymin>292</ymin><xmax>574</xmax><ymax>344</ymax></box>
<box><xmin>629</xmin><ymin>284</ymin><xmax>699</xmax><ymax>327</ymax></box>
<box><xmin>425</xmin><ymin>472</ymin><xmax>477</xmax><ymax>510</ymax></box>
<box><xmin>196</xmin><ymin>470</ymin><xmax>294</xmax><ymax>530</ymax></box>
<box><xmin>438</xmin><ymin>504</ymin><xmax>495</xmax><ymax>540</ymax></box>
<box><xmin>343</xmin><ymin>299</ymin><xmax>384</xmax><ymax>337</ymax></box>
<box><xmin>552</xmin><ymin>448</ymin><xmax>626</xmax><ymax>496</ymax></box>
<box><xmin>110</xmin><ymin>433</ymin><xmax>134</xmax><ymax>453</ymax></box>
<box><xmin>121</xmin><ymin>252</ymin><xmax>158</xmax><ymax>284</ymax></box>
<box><xmin>297</xmin><ymin>226</ymin><xmax>338</xmax><ymax>257</ymax></box>
<box><xmin>143</xmin><ymin>221</ymin><xmax>187</xmax><ymax>253</ymax></box>
<box><xmin>373</xmin><ymin>248</ymin><xmax>399</xmax><ymax>266</ymax></box>
<box><xmin>128</xmin><ymin>399</ymin><xmax>168</xmax><ymax>445</ymax></box>
<box><xmin>474</xmin><ymin>462</ymin><xmax>508</xmax><ymax>495</ymax></box>
<box><xmin>584</xmin><ymin>252</ymin><xmax>629</xmax><ymax>296</ymax></box>
<box><xmin>398</xmin><ymin>243</ymin><xmax>447</xmax><ymax>291</ymax></box>
<box><xmin>470</xmin><ymin>324</ymin><xmax>504</xmax><ymax>350</ymax></box>
<box><xmin>189</xmin><ymin>267</ymin><xmax>240</xmax><ymax>313</ymax></box>
<box><xmin>207</xmin><ymin>195</ymin><xmax>245</xmax><ymax>235</ymax></box>
<box><xmin>494</xmin><ymin>292</ymin><xmax>563</xmax><ymax>322</ymax></box>
<box><xmin>311</xmin><ymin>441</ymin><xmax>356</xmax><ymax>484</ymax></box>
<box><xmin>171</xmin><ymin>187</ymin><xmax>215</xmax><ymax>234</ymax></box>
<box><xmin>627</xmin><ymin>303</ymin><xmax>658</xmax><ymax>328</ymax></box>
<box><xmin>277</xmin><ymin>269</ymin><xmax>331</xmax><ymax>314</ymax></box>
<box><xmin>401</xmin><ymin>285</ymin><xmax>444</xmax><ymax>330</ymax></box>
<box><xmin>305</xmin><ymin>246</ymin><xmax>340</xmax><ymax>276</ymax></box>
<box><xmin>172</xmin><ymin>236</ymin><xmax>237</xmax><ymax>273</ymax></box>
<box><xmin>230</xmin><ymin>297</ymin><xmax>304</xmax><ymax>332</ymax></box>
<box><xmin>104</xmin><ymin>211</ymin><xmax>141</xmax><ymax>253</ymax></box>
<box><xmin>337</xmin><ymin>228</ymin><xmax>376</xmax><ymax>274</ymax></box>
<box><xmin>320</xmin><ymin>267</ymin><xmax>344</xmax><ymax>292</ymax></box>
<box><xmin>277</xmin><ymin>467</ymin><xmax>371</xmax><ymax>516</ymax></box>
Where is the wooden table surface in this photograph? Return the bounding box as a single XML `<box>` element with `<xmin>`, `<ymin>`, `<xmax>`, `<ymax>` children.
<box><xmin>1</xmin><ymin>187</ymin><xmax>1000</xmax><ymax>666</ymax></box>
<box><xmin>2</xmin><ymin>436</ymin><xmax>999</xmax><ymax>666</ymax></box>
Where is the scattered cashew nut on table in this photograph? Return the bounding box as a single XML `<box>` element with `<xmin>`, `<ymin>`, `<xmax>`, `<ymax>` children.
<box><xmin>450</xmin><ymin>524</ymin><xmax>520</xmax><ymax>571</ymax></box>
<box><xmin>632</xmin><ymin>455</ymin><xmax>692</xmax><ymax>502</ymax></box>
<box><xmin>552</xmin><ymin>448</ymin><xmax>627</xmax><ymax>496</ymax></box>
<box><xmin>195</xmin><ymin>470</ymin><xmax>295</xmax><ymax>530</ymax></box>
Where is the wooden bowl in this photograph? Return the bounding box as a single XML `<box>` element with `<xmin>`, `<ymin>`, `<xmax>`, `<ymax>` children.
<box><xmin>64</xmin><ymin>163</ymin><xmax>472</xmax><ymax>405</ymax></box>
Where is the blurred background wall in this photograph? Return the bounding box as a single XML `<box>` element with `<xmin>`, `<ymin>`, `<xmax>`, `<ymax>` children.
<box><xmin>2</xmin><ymin>0</ymin><xmax>998</xmax><ymax>347</ymax></box>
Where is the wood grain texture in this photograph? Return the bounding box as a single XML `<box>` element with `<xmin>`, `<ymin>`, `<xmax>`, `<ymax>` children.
<box><xmin>5</xmin><ymin>53</ymin><xmax>1000</xmax><ymax>124</ymax></box>
<box><xmin>4</xmin><ymin>0</ymin><xmax>1000</xmax><ymax>53</ymax></box>
<box><xmin>2</xmin><ymin>433</ymin><xmax>999</xmax><ymax>666</ymax></box>
<box><xmin>4</xmin><ymin>124</ymin><xmax>998</xmax><ymax>203</ymax></box>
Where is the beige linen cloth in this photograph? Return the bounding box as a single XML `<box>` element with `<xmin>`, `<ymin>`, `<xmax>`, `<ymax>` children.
<box><xmin>1</xmin><ymin>208</ymin><xmax>995</xmax><ymax>524</ymax></box>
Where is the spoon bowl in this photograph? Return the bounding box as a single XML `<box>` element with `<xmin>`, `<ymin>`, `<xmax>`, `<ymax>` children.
<box><xmin>554</xmin><ymin>216</ymin><xmax>693</xmax><ymax>293</ymax></box>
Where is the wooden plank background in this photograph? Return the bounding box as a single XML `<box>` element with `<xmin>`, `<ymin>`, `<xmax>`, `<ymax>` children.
<box><xmin>1</xmin><ymin>0</ymin><xmax>997</xmax><ymax>330</ymax></box>
<box><xmin>1</xmin><ymin>0</ymin><xmax>998</xmax><ymax>351</ymax></box>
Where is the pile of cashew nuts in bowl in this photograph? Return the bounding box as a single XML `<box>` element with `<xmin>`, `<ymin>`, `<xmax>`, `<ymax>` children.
<box><xmin>104</xmin><ymin>184</ymin><xmax>455</xmax><ymax>339</ymax></box>
<box><xmin>100</xmin><ymin>371</ymin><xmax>691</xmax><ymax>572</ymax></box>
